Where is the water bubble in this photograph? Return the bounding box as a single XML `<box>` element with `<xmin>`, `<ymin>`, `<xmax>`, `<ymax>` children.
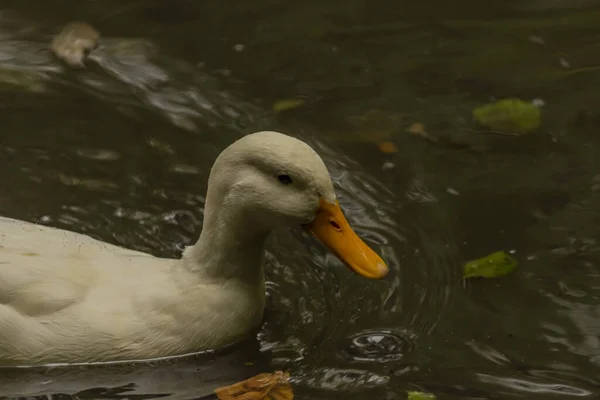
<box><xmin>340</xmin><ymin>329</ymin><xmax>415</xmax><ymax>363</ymax></box>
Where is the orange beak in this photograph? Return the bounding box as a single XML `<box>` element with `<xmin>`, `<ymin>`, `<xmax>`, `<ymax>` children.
<box><xmin>304</xmin><ymin>199</ymin><xmax>389</xmax><ymax>279</ymax></box>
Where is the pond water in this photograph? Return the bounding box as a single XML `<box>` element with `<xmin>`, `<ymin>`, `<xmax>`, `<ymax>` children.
<box><xmin>1</xmin><ymin>0</ymin><xmax>600</xmax><ymax>399</ymax></box>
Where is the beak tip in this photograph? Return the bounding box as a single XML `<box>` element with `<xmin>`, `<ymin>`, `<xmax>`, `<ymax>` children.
<box><xmin>376</xmin><ymin>262</ymin><xmax>389</xmax><ymax>279</ymax></box>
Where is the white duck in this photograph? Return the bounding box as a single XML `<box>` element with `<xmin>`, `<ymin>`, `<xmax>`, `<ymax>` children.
<box><xmin>0</xmin><ymin>131</ymin><xmax>388</xmax><ymax>365</ymax></box>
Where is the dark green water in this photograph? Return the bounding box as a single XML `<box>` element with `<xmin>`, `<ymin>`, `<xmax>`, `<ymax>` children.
<box><xmin>1</xmin><ymin>0</ymin><xmax>600</xmax><ymax>398</ymax></box>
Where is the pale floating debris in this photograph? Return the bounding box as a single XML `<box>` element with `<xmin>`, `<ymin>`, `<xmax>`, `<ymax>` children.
<box><xmin>233</xmin><ymin>44</ymin><xmax>245</xmax><ymax>52</ymax></box>
<box><xmin>39</xmin><ymin>215</ymin><xmax>52</xmax><ymax>224</ymax></box>
<box><xmin>75</xmin><ymin>148</ymin><xmax>120</xmax><ymax>161</ymax></box>
<box><xmin>528</xmin><ymin>35</ymin><xmax>545</xmax><ymax>45</ymax></box>
<box><xmin>216</xmin><ymin>68</ymin><xmax>232</xmax><ymax>77</ymax></box>
<box><xmin>532</xmin><ymin>98</ymin><xmax>545</xmax><ymax>107</ymax></box>
<box><xmin>170</xmin><ymin>114</ymin><xmax>197</xmax><ymax>131</ymax></box>
<box><xmin>51</xmin><ymin>21</ymin><xmax>100</xmax><ymax>68</ymax></box>
<box><xmin>170</xmin><ymin>163</ymin><xmax>201</xmax><ymax>174</ymax></box>
<box><xmin>147</xmin><ymin>138</ymin><xmax>175</xmax><ymax>154</ymax></box>
<box><xmin>57</xmin><ymin>174</ymin><xmax>118</xmax><ymax>191</ymax></box>
<box><xmin>559</xmin><ymin>58</ymin><xmax>570</xmax><ymax>69</ymax></box>
<box><xmin>382</xmin><ymin>162</ymin><xmax>395</xmax><ymax>170</ymax></box>
<box><xmin>114</xmin><ymin>208</ymin><xmax>152</xmax><ymax>221</ymax></box>
<box><xmin>446</xmin><ymin>187</ymin><xmax>460</xmax><ymax>196</ymax></box>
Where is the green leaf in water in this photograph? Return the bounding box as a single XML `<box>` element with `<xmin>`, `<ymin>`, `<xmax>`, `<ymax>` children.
<box><xmin>407</xmin><ymin>391</ymin><xmax>436</xmax><ymax>400</ymax></box>
<box><xmin>463</xmin><ymin>251</ymin><xmax>517</xmax><ymax>279</ymax></box>
<box><xmin>272</xmin><ymin>98</ymin><xmax>305</xmax><ymax>112</ymax></box>
<box><xmin>473</xmin><ymin>98</ymin><xmax>541</xmax><ymax>134</ymax></box>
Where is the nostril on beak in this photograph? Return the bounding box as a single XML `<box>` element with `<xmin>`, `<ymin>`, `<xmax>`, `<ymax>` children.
<box><xmin>329</xmin><ymin>220</ymin><xmax>341</xmax><ymax>231</ymax></box>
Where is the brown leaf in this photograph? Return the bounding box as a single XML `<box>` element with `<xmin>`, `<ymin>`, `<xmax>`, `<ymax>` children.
<box><xmin>51</xmin><ymin>22</ymin><xmax>100</xmax><ymax>68</ymax></box>
<box><xmin>406</xmin><ymin>122</ymin><xmax>438</xmax><ymax>143</ymax></box>
<box><xmin>407</xmin><ymin>122</ymin><xmax>426</xmax><ymax>136</ymax></box>
<box><xmin>377</xmin><ymin>140</ymin><xmax>399</xmax><ymax>154</ymax></box>
<box><xmin>215</xmin><ymin>371</ymin><xmax>293</xmax><ymax>400</ymax></box>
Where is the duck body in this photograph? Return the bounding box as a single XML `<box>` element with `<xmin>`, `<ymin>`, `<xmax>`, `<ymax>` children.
<box><xmin>0</xmin><ymin>131</ymin><xmax>387</xmax><ymax>365</ymax></box>
<box><xmin>0</xmin><ymin>216</ymin><xmax>265</xmax><ymax>364</ymax></box>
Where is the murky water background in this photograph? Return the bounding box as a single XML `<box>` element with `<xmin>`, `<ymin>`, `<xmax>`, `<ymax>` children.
<box><xmin>1</xmin><ymin>0</ymin><xmax>600</xmax><ymax>398</ymax></box>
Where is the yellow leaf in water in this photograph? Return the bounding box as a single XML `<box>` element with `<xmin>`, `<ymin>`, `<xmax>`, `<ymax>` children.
<box><xmin>215</xmin><ymin>371</ymin><xmax>293</xmax><ymax>400</ymax></box>
<box><xmin>272</xmin><ymin>99</ymin><xmax>305</xmax><ymax>113</ymax></box>
<box><xmin>407</xmin><ymin>122</ymin><xmax>426</xmax><ymax>136</ymax></box>
<box><xmin>377</xmin><ymin>141</ymin><xmax>399</xmax><ymax>153</ymax></box>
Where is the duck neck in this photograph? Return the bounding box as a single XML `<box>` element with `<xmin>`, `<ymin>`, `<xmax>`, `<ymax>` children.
<box><xmin>182</xmin><ymin>191</ymin><xmax>270</xmax><ymax>285</ymax></box>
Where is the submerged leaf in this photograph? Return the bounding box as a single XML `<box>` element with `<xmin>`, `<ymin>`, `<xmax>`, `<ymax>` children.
<box><xmin>407</xmin><ymin>391</ymin><xmax>436</xmax><ymax>400</ymax></box>
<box><xmin>406</xmin><ymin>122</ymin><xmax>438</xmax><ymax>143</ymax></box>
<box><xmin>473</xmin><ymin>98</ymin><xmax>541</xmax><ymax>134</ymax></box>
<box><xmin>407</xmin><ymin>122</ymin><xmax>426</xmax><ymax>136</ymax></box>
<box><xmin>215</xmin><ymin>371</ymin><xmax>293</xmax><ymax>400</ymax></box>
<box><xmin>463</xmin><ymin>251</ymin><xmax>517</xmax><ymax>279</ymax></box>
<box><xmin>273</xmin><ymin>98</ymin><xmax>305</xmax><ymax>113</ymax></box>
<box><xmin>377</xmin><ymin>140</ymin><xmax>399</xmax><ymax>153</ymax></box>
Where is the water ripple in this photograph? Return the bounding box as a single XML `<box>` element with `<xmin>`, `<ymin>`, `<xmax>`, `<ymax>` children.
<box><xmin>340</xmin><ymin>328</ymin><xmax>416</xmax><ymax>363</ymax></box>
<box><xmin>477</xmin><ymin>373</ymin><xmax>593</xmax><ymax>397</ymax></box>
<box><xmin>296</xmin><ymin>367</ymin><xmax>390</xmax><ymax>391</ymax></box>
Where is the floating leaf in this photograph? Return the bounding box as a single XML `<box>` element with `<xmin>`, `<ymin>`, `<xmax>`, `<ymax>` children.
<box><xmin>407</xmin><ymin>122</ymin><xmax>426</xmax><ymax>136</ymax></box>
<box><xmin>473</xmin><ymin>98</ymin><xmax>541</xmax><ymax>135</ymax></box>
<box><xmin>51</xmin><ymin>22</ymin><xmax>100</xmax><ymax>68</ymax></box>
<box><xmin>407</xmin><ymin>391</ymin><xmax>436</xmax><ymax>400</ymax></box>
<box><xmin>377</xmin><ymin>140</ymin><xmax>399</xmax><ymax>153</ymax></box>
<box><xmin>463</xmin><ymin>251</ymin><xmax>517</xmax><ymax>279</ymax></box>
<box><xmin>406</xmin><ymin>122</ymin><xmax>438</xmax><ymax>143</ymax></box>
<box><xmin>215</xmin><ymin>371</ymin><xmax>293</xmax><ymax>400</ymax></box>
<box><xmin>273</xmin><ymin>98</ymin><xmax>305</xmax><ymax>113</ymax></box>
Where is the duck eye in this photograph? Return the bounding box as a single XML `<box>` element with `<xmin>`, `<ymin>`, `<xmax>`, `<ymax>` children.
<box><xmin>277</xmin><ymin>174</ymin><xmax>293</xmax><ymax>185</ymax></box>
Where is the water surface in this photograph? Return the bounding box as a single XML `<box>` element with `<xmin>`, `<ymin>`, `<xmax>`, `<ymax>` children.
<box><xmin>1</xmin><ymin>1</ymin><xmax>600</xmax><ymax>399</ymax></box>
